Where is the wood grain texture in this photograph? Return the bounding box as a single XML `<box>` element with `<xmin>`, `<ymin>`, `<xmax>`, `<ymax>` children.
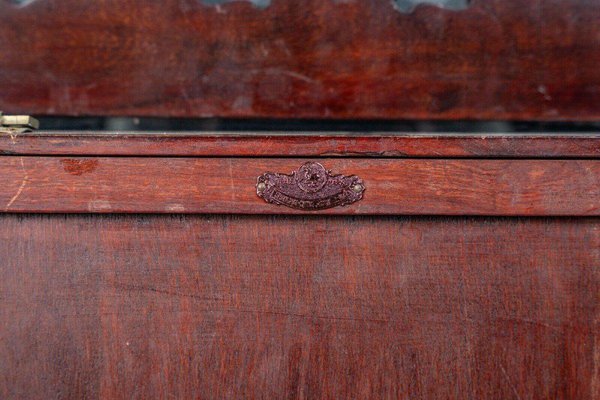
<box><xmin>1</xmin><ymin>0</ymin><xmax>599</xmax><ymax>119</ymax></box>
<box><xmin>2</xmin><ymin>156</ymin><xmax>600</xmax><ymax>215</ymax></box>
<box><xmin>1</xmin><ymin>214</ymin><xmax>598</xmax><ymax>399</ymax></box>
<box><xmin>3</xmin><ymin>133</ymin><xmax>600</xmax><ymax>158</ymax></box>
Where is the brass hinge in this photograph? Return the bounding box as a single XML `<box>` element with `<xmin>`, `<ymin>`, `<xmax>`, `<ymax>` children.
<box><xmin>0</xmin><ymin>112</ymin><xmax>39</xmax><ymax>134</ymax></box>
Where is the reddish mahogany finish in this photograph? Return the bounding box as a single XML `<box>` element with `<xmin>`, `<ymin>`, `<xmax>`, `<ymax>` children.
<box><xmin>1</xmin><ymin>135</ymin><xmax>599</xmax><ymax>399</ymax></box>
<box><xmin>3</xmin><ymin>132</ymin><xmax>600</xmax><ymax>158</ymax></box>
<box><xmin>1</xmin><ymin>0</ymin><xmax>599</xmax><ymax>119</ymax></box>
<box><xmin>1</xmin><ymin>215</ymin><xmax>598</xmax><ymax>399</ymax></box>
<box><xmin>2</xmin><ymin>156</ymin><xmax>600</xmax><ymax>215</ymax></box>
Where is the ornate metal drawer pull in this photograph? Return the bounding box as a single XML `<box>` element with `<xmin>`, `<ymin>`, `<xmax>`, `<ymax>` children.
<box><xmin>256</xmin><ymin>162</ymin><xmax>365</xmax><ymax>211</ymax></box>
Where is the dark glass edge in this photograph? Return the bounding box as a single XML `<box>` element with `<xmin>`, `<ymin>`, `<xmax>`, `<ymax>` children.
<box><xmin>35</xmin><ymin>117</ymin><xmax>600</xmax><ymax>133</ymax></box>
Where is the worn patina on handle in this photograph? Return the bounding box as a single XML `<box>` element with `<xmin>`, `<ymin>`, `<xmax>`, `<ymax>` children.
<box><xmin>256</xmin><ymin>162</ymin><xmax>365</xmax><ymax>211</ymax></box>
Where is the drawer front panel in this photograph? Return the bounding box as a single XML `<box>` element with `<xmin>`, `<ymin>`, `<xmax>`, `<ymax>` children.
<box><xmin>1</xmin><ymin>214</ymin><xmax>598</xmax><ymax>399</ymax></box>
<box><xmin>1</xmin><ymin>157</ymin><xmax>600</xmax><ymax>215</ymax></box>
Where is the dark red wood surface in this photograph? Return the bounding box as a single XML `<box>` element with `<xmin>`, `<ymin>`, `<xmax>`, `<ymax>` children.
<box><xmin>3</xmin><ymin>132</ymin><xmax>600</xmax><ymax>158</ymax></box>
<box><xmin>1</xmin><ymin>214</ymin><xmax>598</xmax><ymax>399</ymax></box>
<box><xmin>1</xmin><ymin>0</ymin><xmax>599</xmax><ymax>119</ymax></box>
<box><xmin>2</xmin><ymin>156</ymin><xmax>600</xmax><ymax>215</ymax></box>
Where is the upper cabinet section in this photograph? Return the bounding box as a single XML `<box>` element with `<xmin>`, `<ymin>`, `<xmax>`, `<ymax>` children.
<box><xmin>1</xmin><ymin>0</ymin><xmax>599</xmax><ymax>120</ymax></box>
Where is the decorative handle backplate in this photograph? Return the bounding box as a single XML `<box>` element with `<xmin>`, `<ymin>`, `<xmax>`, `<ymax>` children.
<box><xmin>256</xmin><ymin>162</ymin><xmax>365</xmax><ymax>211</ymax></box>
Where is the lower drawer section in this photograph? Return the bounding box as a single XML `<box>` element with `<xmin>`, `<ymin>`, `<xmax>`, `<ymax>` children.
<box><xmin>0</xmin><ymin>214</ymin><xmax>598</xmax><ymax>399</ymax></box>
<box><xmin>1</xmin><ymin>157</ymin><xmax>600</xmax><ymax>215</ymax></box>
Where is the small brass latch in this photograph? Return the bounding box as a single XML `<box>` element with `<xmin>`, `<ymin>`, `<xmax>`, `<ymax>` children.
<box><xmin>0</xmin><ymin>112</ymin><xmax>39</xmax><ymax>134</ymax></box>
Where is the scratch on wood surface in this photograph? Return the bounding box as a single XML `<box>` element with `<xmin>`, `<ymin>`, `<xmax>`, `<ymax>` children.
<box><xmin>88</xmin><ymin>200</ymin><xmax>112</xmax><ymax>212</ymax></box>
<box><xmin>248</xmin><ymin>68</ymin><xmax>318</xmax><ymax>84</ymax></box>
<box><xmin>166</xmin><ymin>204</ymin><xmax>186</xmax><ymax>212</ymax></box>
<box><xmin>228</xmin><ymin>159</ymin><xmax>235</xmax><ymax>201</ymax></box>
<box><xmin>5</xmin><ymin>157</ymin><xmax>28</xmax><ymax>211</ymax></box>
<box><xmin>593</xmin><ymin>315</ymin><xmax>600</xmax><ymax>398</ymax></box>
<box><xmin>110</xmin><ymin>282</ymin><xmax>390</xmax><ymax>323</ymax></box>
<box><xmin>500</xmin><ymin>362</ymin><xmax>522</xmax><ymax>400</ymax></box>
<box><xmin>269</xmin><ymin>69</ymin><xmax>316</xmax><ymax>84</ymax></box>
<box><xmin>111</xmin><ymin>283</ymin><xmax>224</xmax><ymax>302</ymax></box>
<box><xmin>1</xmin><ymin>128</ymin><xmax>20</xmax><ymax>145</ymax></box>
<box><xmin>201</xmin><ymin>0</ymin><xmax>271</xmax><ymax>8</ymax></box>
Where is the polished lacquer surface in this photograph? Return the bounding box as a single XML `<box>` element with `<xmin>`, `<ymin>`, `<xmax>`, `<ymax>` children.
<box><xmin>1</xmin><ymin>0</ymin><xmax>599</xmax><ymax>119</ymax></box>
